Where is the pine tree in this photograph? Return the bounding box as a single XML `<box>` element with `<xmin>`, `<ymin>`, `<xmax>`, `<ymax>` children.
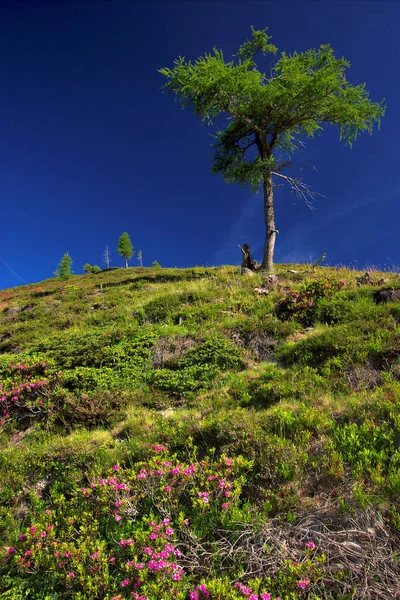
<box><xmin>55</xmin><ymin>253</ymin><xmax>73</xmax><ymax>280</ymax></box>
<box><xmin>117</xmin><ymin>233</ymin><xmax>134</xmax><ymax>268</ymax></box>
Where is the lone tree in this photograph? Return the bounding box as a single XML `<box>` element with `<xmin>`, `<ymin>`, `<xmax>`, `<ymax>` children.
<box><xmin>117</xmin><ymin>232</ymin><xmax>134</xmax><ymax>268</ymax></box>
<box><xmin>160</xmin><ymin>27</ymin><xmax>385</xmax><ymax>271</ymax></box>
<box><xmin>55</xmin><ymin>253</ymin><xmax>73</xmax><ymax>280</ymax></box>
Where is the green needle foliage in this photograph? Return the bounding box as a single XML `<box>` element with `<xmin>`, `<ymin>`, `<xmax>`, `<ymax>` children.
<box><xmin>160</xmin><ymin>27</ymin><xmax>385</xmax><ymax>271</ymax></box>
<box><xmin>54</xmin><ymin>252</ymin><xmax>73</xmax><ymax>280</ymax></box>
<box><xmin>117</xmin><ymin>232</ymin><xmax>134</xmax><ymax>268</ymax></box>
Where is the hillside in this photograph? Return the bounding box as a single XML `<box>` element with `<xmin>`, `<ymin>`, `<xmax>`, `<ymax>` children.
<box><xmin>0</xmin><ymin>264</ymin><xmax>399</xmax><ymax>599</ymax></box>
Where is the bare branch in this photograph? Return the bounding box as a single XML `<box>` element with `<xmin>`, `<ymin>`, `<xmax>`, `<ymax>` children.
<box><xmin>271</xmin><ymin>171</ymin><xmax>326</xmax><ymax>209</ymax></box>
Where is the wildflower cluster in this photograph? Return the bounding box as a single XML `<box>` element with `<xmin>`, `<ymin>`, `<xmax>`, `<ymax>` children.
<box><xmin>0</xmin><ymin>360</ymin><xmax>61</xmax><ymax>428</ymax></box>
<box><xmin>4</xmin><ymin>446</ymin><xmax>249</xmax><ymax>597</ymax></box>
<box><xmin>4</xmin><ymin>445</ymin><xmax>326</xmax><ymax>599</ymax></box>
<box><xmin>276</xmin><ymin>278</ymin><xmax>346</xmax><ymax>325</ymax></box>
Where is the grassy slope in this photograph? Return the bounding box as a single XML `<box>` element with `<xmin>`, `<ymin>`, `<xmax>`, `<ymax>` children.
<box><xmin>0</xmin><ymin>265</ymin><xmax>400</xmax><ymax>599</ymax></box>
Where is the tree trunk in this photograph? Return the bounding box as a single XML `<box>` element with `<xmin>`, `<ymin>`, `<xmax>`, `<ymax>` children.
<box><xmin>125</xmin><ymin>258</ymin><xmax>128</xmax><ymax>268</ymax></box>
<box><xmin>261</xmin><ymin>171</ymin><xmax>276</xmax><ymax>272</ymax></box>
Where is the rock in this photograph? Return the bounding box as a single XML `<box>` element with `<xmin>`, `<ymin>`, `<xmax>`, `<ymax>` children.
<box><xmin>340</xmin><ymin>541</ymin><xmax>362</xmax><ymax>553</ymax></box>
<box><xmin>242</xmin><ymin>268</ymin><xmax>255</xmax><ymax>276</ymax></box>
<box><xmin>254</xmin><ymin>287</ymin><xmax>270</xmax><ymax>295</ymax></box>
<box><xmin>20</xmin><ymin>303</ymin><xmax>36</xmax><ymax>313</ymax></box>
<box><xmin>328</xmin><ymin>561</ymin><xmax>346</xmax><ymax>573</ymax></box>
<box><xmin>373</xmin><ymin>288</ymin><xmax>400</xmax><ymax>304</ymax></box>
<box><xmin>356</xmin><ymin>272</ymin><xmax>387</xmax><ymax>287</ymax></box>
<box><xmin>261</xmin><ymin>275</ymin><xmax>279</xmax><ymax>289</ymax></box>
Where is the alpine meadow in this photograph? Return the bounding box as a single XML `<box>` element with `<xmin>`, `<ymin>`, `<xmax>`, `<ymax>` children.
<box><xmin>1</xmin><ymin>262</ymin><xmax>400</xmax><ymax>599</ymax></box>
<box><xmin>1</xmin><ymin>13</ymin><xmax>400</xmax><ymax>600</ymax></box>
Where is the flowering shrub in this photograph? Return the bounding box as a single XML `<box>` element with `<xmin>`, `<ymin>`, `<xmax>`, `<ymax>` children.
<box><xmin>2</xmin><ymin>445</ymin><xmax>325</xmax><ymax>599</ymax></box>
<box><xmin>276</xmin><ymin>279</ymin><xmax>346</xmax><ymax>325</ymax></box>
<box><xmin>0</xmin><ymin>360</ymin><xmax>62</xmax><ymax>429</ymax></box>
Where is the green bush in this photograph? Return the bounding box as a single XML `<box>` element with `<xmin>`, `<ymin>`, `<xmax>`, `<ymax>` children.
<box><xmin>276</xmin><ymin>278</ymin><xmax>346</xmax><ymax>325</ymax></box>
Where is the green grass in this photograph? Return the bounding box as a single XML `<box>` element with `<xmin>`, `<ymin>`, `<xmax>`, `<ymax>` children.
<box><xmin>0</xmin><ymin>264</ymin><xmax>400</xmax><ymax>598</ymax></box>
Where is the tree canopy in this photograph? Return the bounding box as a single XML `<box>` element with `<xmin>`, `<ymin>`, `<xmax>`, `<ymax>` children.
<box><xmin>55</xmin><ymin>253</ymin><xmax>73</xmax><ymax>280</ymax></box>
<box><xmin>117</xmin><ymin>232</ymin><xmax>134</xmax><ymax>268</ymax></box>
<box><xmin>160</xmin><ymin>27</ymin><xmax>385</xmax><ymax>270</ymax></box>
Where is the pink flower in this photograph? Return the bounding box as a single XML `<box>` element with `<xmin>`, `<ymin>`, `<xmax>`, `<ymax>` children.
<box><xmin>121</xmin><ymin>578</ymin><xmax>130</xmax><ymax>587</ymax></box>
<box><xmin>260</xmin><ymin>594</ymin><xmax>271</xmax><ymax>600</ymax></box>
<box><xmin>66</xmin><ymin>572</ymin><xmax>75</xmax><ymax>578</ymax></box>
<box><xmin>113</xmin><ymin>465</ymin><xmax>120</xmax><ymax>471</ymax></box>
<box><xmin>164</xmin><ymin>485</ymin><xmax>172</xmax><ymax>492</ymax></box>
<box><xmin>149</xmin><ymin>532</ymin><xmax>157</xmax><ymax>540</ymax></box>
<box><xmin>151</xmin><ymin>444</ymin><xmax>167</xmax><ymax>452</ymax></box>
<box><xmin>40</xmin><ymin>531</ymin><xmax>47</xmax><ymax>538</ymax></box>
<box><xmin>7</xmin><ymin>547</ymin><xmax>16</xmax><ymax>554</ymax></box>
<box><xmin>18</xmin><ymin>534</ymin><xmax>26</xmax><ymax>541</ymax></box>
<box><xmin>221</xmin><ymin>503</ymin><xmax>229</xmax><ymax>509</ymax></box>
<box><xmin>306</xmin><ymin>541</ymin><xmax>316</xmax><ymax>549</ymax></box>
<box><xmin>165</xmin><ymin>527</ymin><xmax>174</xmax><ymax>536</ymax></box>
<box><xmin>190</xmin><ymin>593</ymin><xmax>199</xmax><ymax>600</ymax></box>
<box><xmin>197</xmin><ymin>584</ymin><xmax>210</xmax><ymax>598</ymax></box>
<box><xmin>115</xmin><ymin>515</ymin><xmax>122</xmax><ymax>522</ymax></box>
<box><xmin>298</xmin><ymin>578</ymin><xmax>309</xmax><ymax>589</ymax></box>
<box><xmin>29</xmin><ymin>527</ymin><xmax>37</xmax><ymax>535</ymax></box>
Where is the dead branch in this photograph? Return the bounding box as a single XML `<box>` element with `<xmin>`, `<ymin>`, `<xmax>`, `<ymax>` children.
<box><xmin>272</xmin><ymin>171</ymin><xmax>325</xmax><ymax>210</ymax></box>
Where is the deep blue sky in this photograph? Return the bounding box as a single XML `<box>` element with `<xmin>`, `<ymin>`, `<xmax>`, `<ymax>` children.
<box><xmin>1</xmin><ymin>0</ymin><xmax>399</xmax><ymax>289</ymax></box>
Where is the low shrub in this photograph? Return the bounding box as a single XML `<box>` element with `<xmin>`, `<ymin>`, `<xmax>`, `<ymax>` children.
<box><xmin>148</xmin><ymin>336</ymin><xmax>245</xmax><ymax>397</ymax></box>
<box><xmin>276</xmin><ymin>279</ymin><xmax>346</xmax><ymax>325</ymax></box>
<box><xmin>0</xmin><ymin>359</ymin><xmax>63</xmax><ymax>430</ymax></box>
<box><xmin>1</xmin><ymin>445</ymin><xmax>327</xmax><ymax>599</ymax></box>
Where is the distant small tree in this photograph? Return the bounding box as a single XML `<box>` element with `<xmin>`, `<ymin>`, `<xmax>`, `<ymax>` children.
<box><xmin>117</xmin><ymin>232</ymin><xmax>134</xmax><ymax>268</ymax></box>
<box><xmin>152</xmin><ymin>260</ymin><xmax>161</xmax><ymax>270</ymax></box>
<box><xmin>137</xmin><ymin>250</ymin><xmax>143</xmax><ymax>267</ymax></box>
<box><xmin>83</xmin><ymin>263</ymin><xmax>92</xmax><ymax>274</ymax></box>
<box><xmin>55</xmin><ymin>253</ymin><xmax>73</xmax><ymax>280</ymax></box>
<box><xmin>91</xmin><ymin>265</ymin><xmax>101</xmax><ymax>273</ymax></box>
<box><xmin>103</xmin><ymin>246</ymin><xmax>111</xmax><ymax>270</ymax></box>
